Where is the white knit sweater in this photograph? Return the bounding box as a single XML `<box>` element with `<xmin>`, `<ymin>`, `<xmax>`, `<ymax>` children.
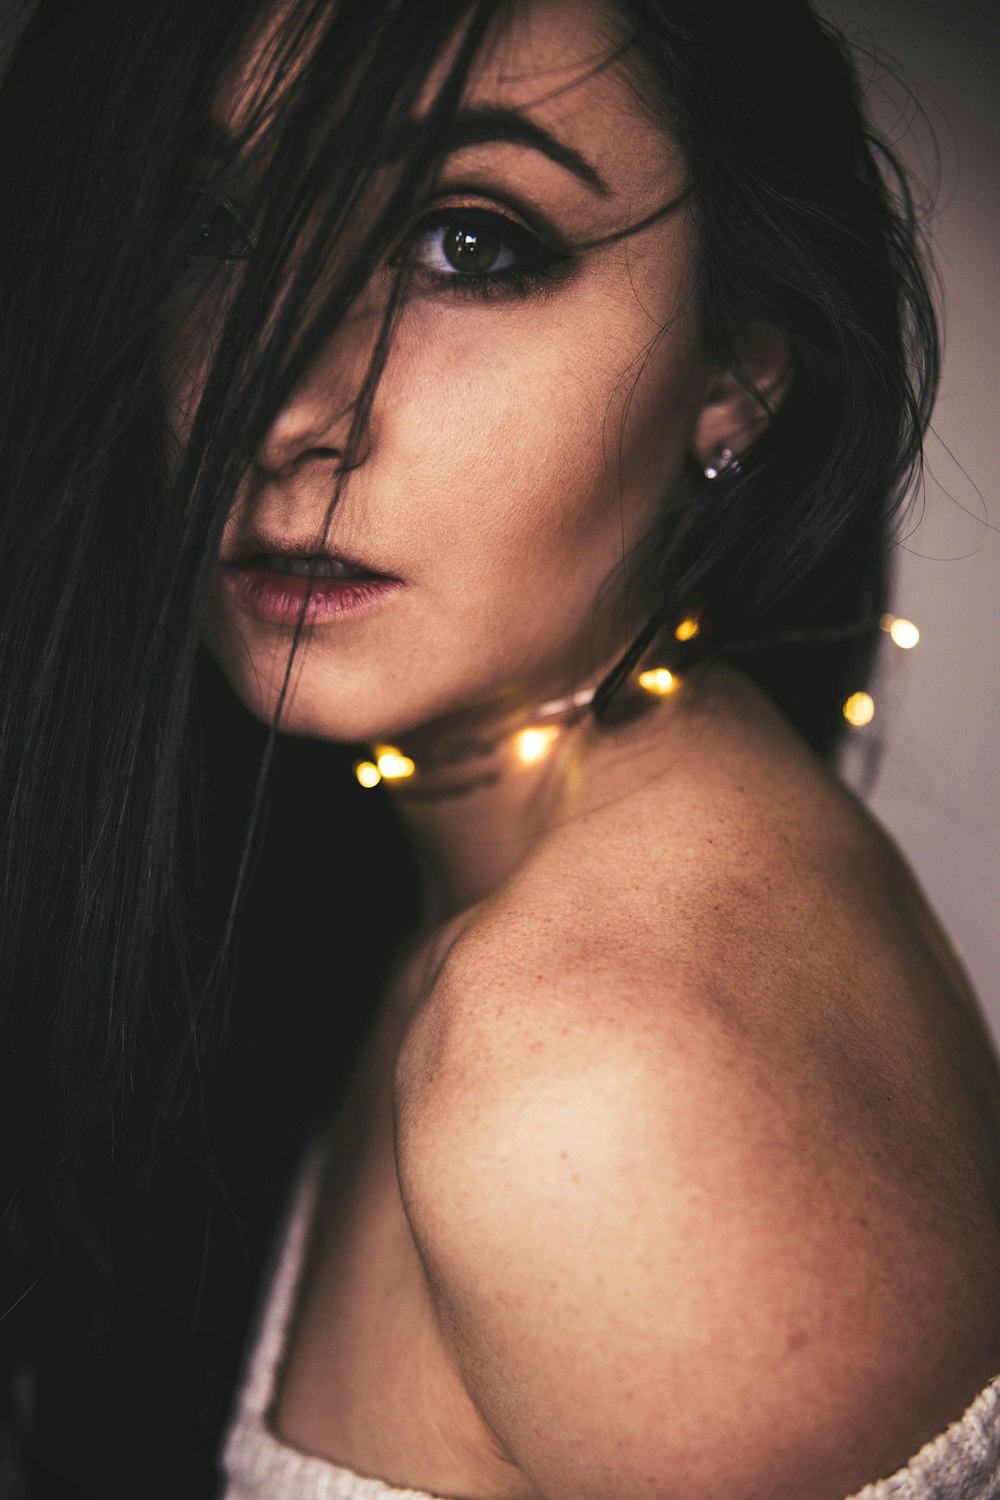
<box><xmin>221</xmin><ymin>1148</ymin><xmax>1000</xmax><ymax>1500</ymax></box>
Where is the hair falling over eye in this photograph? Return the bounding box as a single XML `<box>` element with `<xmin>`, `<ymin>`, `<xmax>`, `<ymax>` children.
<box><xmin>0</xmin><ymin>0</ymin><xmax>940</xmax><ymax>1167</ymax></box>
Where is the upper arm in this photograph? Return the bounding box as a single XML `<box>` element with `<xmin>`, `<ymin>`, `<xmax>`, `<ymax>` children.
<box><xmin>395</xmin><ymin>952</ymin><xmax>961</xmax><ymax>1500</ymax></box>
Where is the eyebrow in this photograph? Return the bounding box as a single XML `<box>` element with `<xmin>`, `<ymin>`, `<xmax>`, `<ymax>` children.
<box><xmin>430</xmin><ymin>107</ymin><xmax>611</xmax><ymax>198</ymax></box>
<box><xmin>196</xmin><ymin>106</ymin><xmax>612</xmax><ymax>198</ymax></box>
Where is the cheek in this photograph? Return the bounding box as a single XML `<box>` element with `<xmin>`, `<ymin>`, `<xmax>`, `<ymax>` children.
<box><xmin>385</xmin><ymin>288</ymin><xmax>705</xmax><ymax>586</ymax></box>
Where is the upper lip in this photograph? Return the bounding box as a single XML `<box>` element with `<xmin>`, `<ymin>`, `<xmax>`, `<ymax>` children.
<box><xmin>220</xmin><ymin>528</ymin><xmax>399</xmax><ymax>578</ymax></box>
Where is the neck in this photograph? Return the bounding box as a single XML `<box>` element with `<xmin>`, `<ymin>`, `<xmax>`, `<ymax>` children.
<box><xmin>363</xmin><ymin>633</ymin><xmax>695</xmax><ymax>926</ymax></box>
<box><xmin>387</xmin><ymin>720</ymin><xmax>589</xmax><ymax>925</ymax></box>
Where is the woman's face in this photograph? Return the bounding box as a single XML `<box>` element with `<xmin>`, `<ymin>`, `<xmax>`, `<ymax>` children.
<box><xmin>179</xmin><ymin>0</ymin><xmax>720</xmax><ymax>743</ymax></box>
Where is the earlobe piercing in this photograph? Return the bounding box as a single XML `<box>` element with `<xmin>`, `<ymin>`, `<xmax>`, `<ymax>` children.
<box><xmin>703</xmin><ymin>445</ymin><xmax>742</xmax><ymax>480</ymax></box>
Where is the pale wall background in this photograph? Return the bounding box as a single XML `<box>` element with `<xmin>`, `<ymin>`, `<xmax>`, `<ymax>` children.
<box><xmin>822</xmin><ymin>0</ymin><xmax>1000</xmax><ymax>1044</ymax></box>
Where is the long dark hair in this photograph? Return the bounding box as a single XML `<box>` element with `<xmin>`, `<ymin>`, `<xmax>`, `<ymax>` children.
<box><xmin>0</xmin><ymin>0</ymin><xmax>939</xmax><ymax>1493</ymax></box>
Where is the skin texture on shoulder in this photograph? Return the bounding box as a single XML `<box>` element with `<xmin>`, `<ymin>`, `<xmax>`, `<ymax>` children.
<box><xmin>393</xmin><ymin>668</ymin><xmax>1000</xmax><ymax>1500</ymax></box>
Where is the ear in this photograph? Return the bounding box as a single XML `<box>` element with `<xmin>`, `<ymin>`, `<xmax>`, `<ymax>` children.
<box><xmin>691</xmin><ymin>325</ymin><xmax>793</xmax><ymax>471</ymax></box>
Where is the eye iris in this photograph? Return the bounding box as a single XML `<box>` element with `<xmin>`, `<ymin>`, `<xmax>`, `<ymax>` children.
<box><xmin>443</xmin><ymin>223</ymin><xmax>501</xmax><ymax>274</ymax></box>
<box><xmin>188</xmin><ymin>192</ymin><xmax>251</xmax><ymax>261</ymax></box>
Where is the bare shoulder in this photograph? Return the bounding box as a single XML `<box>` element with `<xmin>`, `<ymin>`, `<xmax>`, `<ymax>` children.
<box><xmin>394</xmin><ymin>669</ymin><xmax>1000</xmax><ymax>1500</ymax></box>
<box><xmin>401</xmin><ymin>664</ymin><xmax>1000</xmax><ymax>1173</ymax></box>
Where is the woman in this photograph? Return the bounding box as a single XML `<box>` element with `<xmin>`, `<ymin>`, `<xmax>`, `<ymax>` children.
<box><xmin>1</xmin><ymin>0</ymin><xmax>999</xmax><ymax>1496</ymax></box>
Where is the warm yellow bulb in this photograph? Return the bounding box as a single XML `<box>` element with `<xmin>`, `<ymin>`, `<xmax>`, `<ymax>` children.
<box><xmin>638</xmin><ymin>667</ymin><xmax>677</xmax><ymax>696</ymax></box>
<box><xmin>888</xmin><ymin>617</ymin><xmax>920</xmax><ymax>650</ymax></box>
<box><xmin>514</xmin><ymin>725</ymin><xmax>560</xmax><ymax>765</ymax></box>
<box><xmin>353</xmin><ymin>760</ymin><xmax>382</xmax><ymax>788</ymax></box>
<box><xmin>674</xmin><ymin>617</ymin><xmax>700</xmax><ymax>642</ymax></box>
<box><xmin>375</xmin><ymin>747</ymin><xmax>416</xmax><ymax>780</ymax></box>
<box><xmin>843</xmin><ymin>691</ymin><xmax>875</xmax><ymax>727</ymax></box>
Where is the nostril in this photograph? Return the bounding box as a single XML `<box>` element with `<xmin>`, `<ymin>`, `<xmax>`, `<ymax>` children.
<box><xmin>253</xmin><ymin>445</ymin><xmax>342</xmax><ymax>479</ymax></box>
<box><xmin>254</xmin><ymin>427</ymin><xmax>371</xmax><ymax>479</ymax></box>
<box><xmin>300</xmin><ymin>445</ymin><xmax>343</xmax><ymax>467</ymax></box>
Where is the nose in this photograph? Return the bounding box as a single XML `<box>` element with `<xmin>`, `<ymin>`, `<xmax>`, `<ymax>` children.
<box><xmin>253</xmin><ymin>392</ymin><xmax>371</xmax><ymax>478</ymax></box>
<box><xmin>252</xmin><ymin>313</ymin><xmax>377</xmax><ymax>479</ymax></box>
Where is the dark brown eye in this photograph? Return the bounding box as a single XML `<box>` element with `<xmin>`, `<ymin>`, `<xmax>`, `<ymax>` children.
<box><xmin>440</xmin><ymin>222</ymin><xmax>504</xmax><ymax>275</ymax></box>
<box><xmin>390</xmin><ymin>207</ymin><xmax>571</xmax><ymax>300</ymax></box>
<box><xmin>187</xmin><ymin>190</ymin><xmax>254</xmax><ymax>263</ymax></box>
<box><xmin>400</xmin><ymin>210</ymin><xmax>543</xmax><ymax>280</ymax></box>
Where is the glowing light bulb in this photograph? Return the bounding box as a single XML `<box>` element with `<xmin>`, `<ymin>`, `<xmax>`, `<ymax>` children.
<box><xmin>514</xmin><ymin>725</ymin><xmax>560</xmax><ymax>765</ymax></box>
<box><xmin>375</xmin><ymin>746</ymin><xmax>416</xmax><ymax>780</ymax></box>
<box><xmin>888</xmin><ymin>617</ymin><xmax>920</xmax><ymax>650</ymax></box>
<box><xmin>638</xmin><ymin>667</ymin><xmax>677</xmax><ymax>696</ymax></box>
<box><xmin>842</xmin><ymin>691</ymin><xmax>875</xmax><ymax>727</ymax></box>
<box><xmin>880</xmin><ymin>613</ymin><xmax>920</xmax><ymax>649</ymax></box>
<box><xmin>674</xmin><ymin>617</ymin><xmax>700</xmax><ymax>642</ymax></box>
<box><xmin>353</xmin><ymin>760</ymin><xmax>382</xmax><ymax>788</ymax></box>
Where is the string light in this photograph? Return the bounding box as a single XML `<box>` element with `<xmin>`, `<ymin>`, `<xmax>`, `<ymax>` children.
<box><xmin>880</xmin><ymin>613</ymin><xmax>921</xmax><ymax>649</ymax></box>
<box><xmin>890</xmin><ymin>617</ymin><xmax>920</xmax><ymax>649</ymax></box>
<box><xmin>674</xmin><ymin>617</ymin><xmax>700</xmax><ymax>642</ymax></box>
<box><xmin>514</xmin><ymin>725</ymin><xmax>561</xmax><ymax>764</ymax></box>
<box><xmin>352</xmin><ymin>662</ymin><xmax>681</xmax><ymax>787</ymax></box>
<box><xmin>638</xmin><ymin>667</ymin><xmax>677</xmax><ymax>696</ymax></box>
<box><xmin>842</xmin><ymin>691</ymin><xmax>875</xmax><ymax>727</ymax></box>
<box><xmin>351</xmin><ymin>605</ymin><xmax>921</xmax><ymax>786</ymax></box>
<box><xmin>375</xmin><ymin>745</ymin><xmax>416</xmax><ymax>780</ymax></box>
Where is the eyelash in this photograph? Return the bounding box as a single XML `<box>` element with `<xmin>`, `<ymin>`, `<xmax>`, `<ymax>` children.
<box><xmin>391</xmin><ymin>207</ymin><xmax>572</xmax><ymax>302</ymax></box>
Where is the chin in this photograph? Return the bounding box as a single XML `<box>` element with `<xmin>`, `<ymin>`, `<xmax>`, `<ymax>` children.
<box><xmin>212</xmin><ymin>652</ymin><xmax>402</xmax><ymax>747</ymax></box>
<box><xmin>234</xmin><ymin>678</ymin><xmax>363</xmax><ymax>743</ymax></box>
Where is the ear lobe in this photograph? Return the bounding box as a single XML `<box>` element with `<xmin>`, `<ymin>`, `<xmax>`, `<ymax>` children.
<box><xmin>692</xmin><ymin>325</ymin><xmax>793</xmax><ymax>472</ymax></box>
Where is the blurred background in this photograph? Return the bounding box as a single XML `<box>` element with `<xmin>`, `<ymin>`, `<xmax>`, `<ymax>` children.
<box><xmin>823</xmin><ymin>0</ymin><xmax>1000</xmax><ymax>1043</ymax></box>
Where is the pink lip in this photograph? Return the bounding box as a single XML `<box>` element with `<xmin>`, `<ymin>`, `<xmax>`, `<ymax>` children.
<box><xmin>222</xmin><ymin>563</ymin><xmax>404</xmax><ymax>625</ymax></box>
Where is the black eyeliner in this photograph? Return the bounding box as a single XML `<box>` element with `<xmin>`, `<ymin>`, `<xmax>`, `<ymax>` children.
<box><xmin>392</xmin><ymin>205</ymin><xmax>575</xmax><ymax>303</ymax></box>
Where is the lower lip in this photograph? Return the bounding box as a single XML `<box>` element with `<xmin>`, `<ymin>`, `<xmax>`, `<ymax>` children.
<box><xmin>222</xmin><ymin>564</ymin><xmax>404</xmax><ymax>625</ymax></box>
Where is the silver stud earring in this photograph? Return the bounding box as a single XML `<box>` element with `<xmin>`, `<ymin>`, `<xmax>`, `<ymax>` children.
<box><xmin>703</xmin><ymin>446</ymin><xmax>742</xmax><ymax>480</ymax></box>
